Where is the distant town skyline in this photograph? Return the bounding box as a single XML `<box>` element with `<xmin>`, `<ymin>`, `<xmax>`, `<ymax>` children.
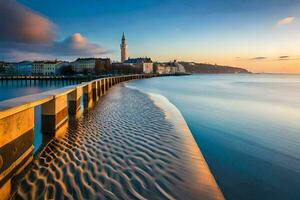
<box><xmin>1</xmin><ymin>0</ymin><xmax>300</xmax><ymax>73</ymax></box>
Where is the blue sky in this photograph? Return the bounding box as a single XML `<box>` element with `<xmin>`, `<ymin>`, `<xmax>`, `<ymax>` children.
<box><xmin>1</xmin><ymin>0</ymin><xmax>300</xmax><ymax>73</ymax></box>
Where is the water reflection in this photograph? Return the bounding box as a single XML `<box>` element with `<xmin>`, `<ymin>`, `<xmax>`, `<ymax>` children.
<box><xmin>128</xmin><ymin>74</ymin><xmax>300</xmax><ymax>200</ymax></box>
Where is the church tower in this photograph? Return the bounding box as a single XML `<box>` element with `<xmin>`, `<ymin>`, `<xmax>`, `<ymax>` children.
<box><xmin>120</xmin><ymin>32</ymin><xmax>128</xmax><ymax>62</ymax></box>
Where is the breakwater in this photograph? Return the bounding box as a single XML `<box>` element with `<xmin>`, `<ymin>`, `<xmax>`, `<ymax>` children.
<box><xmin>0</xmin><ymin>74</ymin><xmax>155</xmax><ymax>199</ymax></box>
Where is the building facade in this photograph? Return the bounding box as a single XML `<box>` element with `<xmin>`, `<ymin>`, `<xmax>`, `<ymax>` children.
<box><xmin>3</xmin><ymin>63</ymin><xmax>15</xmax><ymax>75</ymax></box>
<box><xmin>43</xmin><ymin>61</ymin><xmax>69</xmax><ymax>75</ymax></box>
<box><xmin>154</xmin><ymin>60</ymin><xmax>186</xmax><ymax>75</ymax></box>
<box><xmin>71</xmin><ymin>58</ymin><xmax>111</xmax><ymax>74</ymax></box>
<box><xmin>120</xmin><ymin>33</ymin><xmax>128</xmax><ymax>63</ymax></box>
<box><xmin>71</xmin><ymin>58</ymin><xmax>96</xmax><ymax>74</ymax></box>
<box><xmin>124</xmin><ymin>57</ymin><xmax>153</xmax><ymax>74</ymax></box>
<box><xmin>32</xmin><ymin>61</ymin><xmax>44</xmax><ymax>75</ymax></box>
<box><xmin>14</xmin><ymin>61</ymin><xmax>33</xmax><ymax>75</ymax></box>
<box><xmin>32</xmin><ymin>61</ymin><xmax>66</xmax><ymax>76</ymax></box>
<box><xmin>95</xmin><ymin>58</ymin><xmax>112</xmax><ymax>75</ymax></box>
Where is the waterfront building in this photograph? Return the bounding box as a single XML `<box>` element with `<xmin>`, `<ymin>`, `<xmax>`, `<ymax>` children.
<box><xmin>154</xmin><ymin>60</ymin><xmax>186</xmax><ymax>74</ymax></box>
<box><xmin>120</xmin><ymin>32</ymin><xmax>128</xmax><ymax>62</ymax></box>
<box><xmin>3</xmin><ymin>62</ymin><xmax>16</xmax><ymax>75</ymax></box>
<box><xmin>95</xmin><ymin>58</ymin><xmax>112</xmax><ymax>75</ymax></box>
<box><xmin>155</xmin><ymin>63</ymin><xmax>169</xmax><ymax>74</ymax></box>
<box><xmin>111</xmin><ymin>62</ymin><xmax>140</xmax><ymax>74</ymax></box>
<box><xmin>71</xmin><ymin>58</ymin><xmax>96</xmax><ymax>73</ymax></box>
<box><xmin>32</xmin><ymin>61</ymin><xmax>44</xmax><ymax>75</ymax></box>
<box><xmin>0</xmin><ymin>62</ymin><xmax>5</xmax><ymax>74</ymax></box>
<box><xmin>71</xmin><ymin>58</ymin><xmax>112</xmax><ymax>74</ymax></box>
<box><xmin>14</xmin><ymin>61</ymin><xmax>33</xmax><ymax>75</ymax></box>
<box><xmin>43</xmin><ymin>61</ymin><xmax>69</xmax><ymax>76</ymax></box>
<box><xmin>32</xmin><ymin>60</ymin><xmax>67</xmax><ymax>76</ymax></box>
<box><xmin>124</xmin><ymin>57</ymin><xmax>153</xmax><ymax>74</ymax></box>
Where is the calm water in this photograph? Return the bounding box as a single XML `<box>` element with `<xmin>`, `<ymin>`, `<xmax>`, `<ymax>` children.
<box><xmin>0</xmin><ymin>79</ymin><xmax>80</xmax><ymax>101</ymax></box>
<box><xmin>127</xmin><ymin>74</ymin><xmax>300</xmax><ymax>200</ymax></box>
<box><xmin>1</xmin><ymin>75</ymin><xmax>300</xmax><ymax>199</ymax></box>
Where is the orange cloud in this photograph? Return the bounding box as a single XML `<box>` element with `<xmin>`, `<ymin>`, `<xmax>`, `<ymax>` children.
<box><xmin>0</xmin><ymin>0</ymin><xmax>54</xmax><ymax>43</ymax></box>
<box><xmin>54</xmin><ymin>33</ymin><xmax>108</xmax><ymax>56</ymax></box>
<box><xmin>0</xmin><ymin>2</ymin><xmax>108</xmax><ymax>61</ymax></box>
<box><xmin>0</xmin><ymin>33</ymin><xmax>109</xmax><ymax>61</ymax></box>
<box><xmin>276</xmin><ymin>16</ymin><xmax>295</xmax><ymax>27</ymax></box>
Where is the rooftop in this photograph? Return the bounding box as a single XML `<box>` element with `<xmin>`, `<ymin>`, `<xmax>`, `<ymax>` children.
<box><xmin>124</xmin><ymin>57</ymin><xmax>152</xmax><ymax>64</ymax></box>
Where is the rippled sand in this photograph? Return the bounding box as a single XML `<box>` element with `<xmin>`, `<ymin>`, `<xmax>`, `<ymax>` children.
<box><xmin>13</xmin><ymin>85</ymin><xmax>223</xmax><ymax>200</ymax></box>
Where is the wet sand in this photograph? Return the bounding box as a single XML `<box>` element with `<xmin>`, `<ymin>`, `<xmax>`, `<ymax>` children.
<box><xmin>13</xmin><ymin>84</ymin><xmax>223</xmax><ymax>200</ymax></box>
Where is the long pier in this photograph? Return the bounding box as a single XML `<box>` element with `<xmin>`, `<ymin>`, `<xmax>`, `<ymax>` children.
<box><xmin>0</xmin><ymin>74</ymin><xmax>155</xmax><ymax>199</ymax></box>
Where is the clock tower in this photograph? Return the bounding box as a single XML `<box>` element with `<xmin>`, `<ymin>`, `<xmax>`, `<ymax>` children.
<box><xmin>120</xmin><ymin>32</ymin><xmax>128</xmax><ymax>62</ymax></box>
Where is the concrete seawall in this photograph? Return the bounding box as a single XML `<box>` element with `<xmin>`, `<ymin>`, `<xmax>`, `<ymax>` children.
<box><xmin>0</xmin><ymin>74</ymin><xmax>154</xmax><ymax>199</ymax></box>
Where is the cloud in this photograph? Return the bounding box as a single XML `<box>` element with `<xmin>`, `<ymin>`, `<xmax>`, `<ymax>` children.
<box><xmin>0</xmin><ymin>0</ymin><xmax>54</xmax><ymax>44</ymax></box>
<box><xmin>279</xmin><ymin>56</ymin><xmax>289</xmax><ymax>59</ymax></box>
<box><xmin>277</xmin><ymin>55</ymin><xmax>290</xmax><ymax>61</ymax></box>
<box><xmin>0</xmin><ymin>1</ymin><xmax>108</xmax><ymax>61</ymax></box>
<box><xmin>277</xmin><ymin>16</ymin><xmax>295</xmax><ymax>27</ymax></box>
<box><xmin>276</xmin><ymin>55</ymin><xmax>300</xmax><ymax>61</ymax></box>
<box><xmin>53</xmin><ymin>33</ymin><xmax>108</xmax><ymax>56</ymax></box>
<box><xmin>251</xmin><ymin>57</ymin><xmax>267</xmax><ymax>60</ymax></box>
<box><xmin>0</xmin><ymin>33</ymin><xmax>109</xmax><ymax>61</ymax></box>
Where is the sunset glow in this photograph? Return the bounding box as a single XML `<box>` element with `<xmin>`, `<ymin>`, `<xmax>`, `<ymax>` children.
<box><xmin>0</xmin><ymin>0</ymin><xmax>300</xmax><ymax>73</ymax></box>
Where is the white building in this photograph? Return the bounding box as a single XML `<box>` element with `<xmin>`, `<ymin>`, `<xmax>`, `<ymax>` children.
<box><xmin>124</xmin><ymin>57</ymin><xmax>153</xmax><ymax>74</ymax></box>
<box><xmin>32</xmin><ymin>61</ymin><xmax>67</xmax><ymax>76</ymax></box>
<box><xmin>32</xmin><ymin>61</ymin><xmax>44</xmax><ymax>75</ymax></box>
<box><xmin>43</xmin><ymin>61</ymin><xmax>68</xmax><ymax>75</ymax></box>
<box><xmin>71</xmin><ymin>58</ymin><xmax>96</xmax><ymax>73</ymax></box>
<box><xmin>156</xmin><ymin>64</ymin><xmax>169</xmax><ymax>75</ymax></box>
<box><xmin>155</xmin><ymin>61</ymin><xmax>186</xmax><ymax>75</ymax></box>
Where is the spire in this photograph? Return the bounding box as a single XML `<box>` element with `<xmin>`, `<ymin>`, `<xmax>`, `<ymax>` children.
<box><xmin>122</xmin><ymin>32</ymin><xmax>126</xmax><ymax>41</ymax></box>
<box><xmin>121</xmin><ymin>32</ymin><xmax>128</xmax><ymax>62</ymax></box>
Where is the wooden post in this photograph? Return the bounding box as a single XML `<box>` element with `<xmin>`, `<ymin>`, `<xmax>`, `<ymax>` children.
<box><xmin>68</xmin><ymin>87</ymin><xmax>82</xmax><ymax>116</ymax></box>
<box><xmin>97</xmin><ymin>80</ymin><xmax>102</xmax><ymax>98</ymax></box>
<box><xmin>92</xmin><ymin>81</ymin><xmax>99</xmax><ymax>102</ymax></box>
<box><xmin>104</xmin><ymin>78</ymin><xmax>107</xmax><ymax>91</ymax></box>
<box><xmin>0</xmin><ymin>108</ymin><xmax>34</xmax><ymax>199</ymax></box>
<box><xmin>102</xmin><ymin>79</ymin><xmax>106</xmax><ymax>95</ymax></box>
<box><xmin>42</xmin><ymin>95</ymin><xmax>68</xmax><ymax>134</ymax></box>
<box><xmin>109</xmin><ymin>78</ymin><xmax>112</xmax><ymax>88</ymax></box>
<box><xmin>107</xmin><ymin>78</ymin><xmax>111</xmax><ymax>89</ymax></box>
<box><xmin>83</xmin><ymin>83</ymin><xmax>93</xmax><ymax>109</ymax></box>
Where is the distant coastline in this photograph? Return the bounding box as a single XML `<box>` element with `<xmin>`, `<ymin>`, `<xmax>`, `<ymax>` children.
<box><xmin>180</xmin><ymin>62</ymin><xmax>250</xmax><ymax>74</ymax></box>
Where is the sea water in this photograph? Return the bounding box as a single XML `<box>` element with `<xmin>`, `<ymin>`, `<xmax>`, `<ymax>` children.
<box><xmin>1</xmin><ymin>75</ymin><xmax>300</xmax><ymax>199</ymax></box>
<box><xmin>127</xmin><ymin>74</ymin><xmax>300</xmax><ymax>200</ymax></box>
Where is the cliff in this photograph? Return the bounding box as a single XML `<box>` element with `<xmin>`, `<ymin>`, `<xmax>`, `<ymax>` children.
<box><xmin>180</xmin><ymin>62</ymin><xmax>250</xmax><ymax>74</ymax></box>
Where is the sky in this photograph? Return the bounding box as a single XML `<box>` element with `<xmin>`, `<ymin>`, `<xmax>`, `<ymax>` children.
<box><xmin>1</xmin><ymin>0</ymin><xmax>300</xmax><ymax>73</ymax></box>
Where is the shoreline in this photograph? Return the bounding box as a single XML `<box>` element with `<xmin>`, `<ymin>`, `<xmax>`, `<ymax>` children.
<box><xmin>125</xmin><ymin>83</ymin><xmax>224</xmax><ymax>199</ymax></box>
<box><xmin>13</xmin><ymin>84</ymin><xmax>224</xmax><ymax>199</ymax></box>
<box><xmin>148</xmin><ymin>92</ymin><xmax>224</xmax><ymax>199</ymax></box>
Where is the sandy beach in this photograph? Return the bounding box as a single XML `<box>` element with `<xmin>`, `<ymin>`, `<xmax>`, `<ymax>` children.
<box><xmin>13</xmin><ymin>84</ymin><xmax>223</xmax><ymax>200</ymax></box>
